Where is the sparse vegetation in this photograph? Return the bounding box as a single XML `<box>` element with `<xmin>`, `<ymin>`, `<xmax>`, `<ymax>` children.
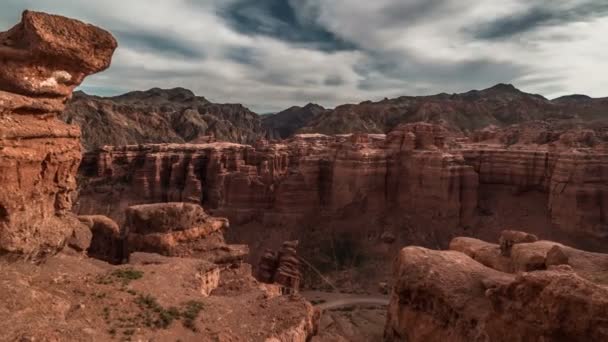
<box><xmin>135</xmin><ymin>294</ymin><xmax>177</xmax><ymax>328</ymax></box>
<box><xmin>94</xmin><ymin>270</ymin><xmax>206</xmax><ymax>336</ymax></box>
<box><xmin>102</xmin><ymin>306</ymin><xmax>110</xmax><ymax>321</ymax></box>
<box><xmin>130</xmin><ymin>294</ymin><xmax>204</xmax><ymax>331</ymax></box>
<box><xmin>96</xmin><ymin>267</ymin><xmax>143</xmax><ymax>286</ymax></box>
<box><xmin>181</xmin><ymin>300</ymin><xmax>205</xmax><ymax>331</ymax></box>
<box><xmin>111</xmin><ymin>268</ymin><xmax>144</xmax><ymax>284</ymax></box>
<box><xmin>93</xmin><ymin>292</ymin><xmax>107</xmax><ymax>299</ymax></box>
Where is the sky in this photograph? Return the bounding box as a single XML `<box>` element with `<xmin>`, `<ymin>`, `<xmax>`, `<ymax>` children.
<box><xmin>1</xmin><ymin>0</ymin><xmax>607</xmax><ymax>113</ymax></box>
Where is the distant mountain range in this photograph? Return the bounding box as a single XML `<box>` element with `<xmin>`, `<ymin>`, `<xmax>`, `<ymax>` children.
<box><xmin>62</xmin><ymin>84</ymin><xmax>608</xmax><ymax>150</ymax></box>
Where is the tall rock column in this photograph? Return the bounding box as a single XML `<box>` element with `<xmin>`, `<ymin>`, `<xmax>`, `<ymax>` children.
<box><xmin>0</xmin><ymin>11</ymin><xmax>117</xmax><ymax>258</ymax></box>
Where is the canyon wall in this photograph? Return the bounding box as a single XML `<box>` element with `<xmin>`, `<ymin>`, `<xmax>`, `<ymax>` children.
<box><xmin>0</xmin><ymin>10</ymin><xmax>117</xmax><ymax>258</ymax></box>
<box><xmin>78</xmin><ymin>123</ymin><xmax>608</xmax><ymax>251</ymax></box>
<box><xmin>77</xmin><ymin>124</ymin><xmax>480</xmax><ymax>231</ymax></box>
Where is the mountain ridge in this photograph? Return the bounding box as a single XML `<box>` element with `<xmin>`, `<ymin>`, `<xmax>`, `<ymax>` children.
<box><xmin>62</xmin><ymin>84</ymin><xmax>608</xmax><ymax>149</ymax></box>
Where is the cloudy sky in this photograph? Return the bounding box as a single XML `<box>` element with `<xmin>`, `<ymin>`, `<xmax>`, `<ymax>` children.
<box><xmin>1</xmin><ymin>0</ymin><xmax>607</xmax><ymax>112</ymax></box>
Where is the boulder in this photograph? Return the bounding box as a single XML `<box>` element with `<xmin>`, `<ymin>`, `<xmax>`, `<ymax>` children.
<box><xmin>78</xmin><ymin>215</ymin><xmax>123</xmax><ymax>264</ymax></box>
<box><xmin>386</xmin><ymin>238</ymin><xmax>608</xmax><ymax>341</ymax></box>
<box><xmin>124</xmin><ymin>203</ymin><xmax>246</xmax><ymax>266</ymax></box>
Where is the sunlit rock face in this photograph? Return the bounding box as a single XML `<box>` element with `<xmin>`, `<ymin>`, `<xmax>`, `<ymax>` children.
<box><xmin>0</xmin><ymin>10</ymin><xmax>117</xmax><ymax>258</ymax></box>
<box><xmin>385</xmin><ymin>231</ymin><xmax>608</xmax><ymax>341</ymax></box>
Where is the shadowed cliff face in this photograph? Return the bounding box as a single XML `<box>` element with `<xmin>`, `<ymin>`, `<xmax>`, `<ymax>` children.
<box><xmin>75</xmin><ymin>123</ymin><xmax>608</xmax><ymax>288</ymax></box>
<box><xmin>263</xmin><ymin>103</ymin><xmax>327</xmax><ymax>139</ymax></box>
<box><xmin>0</xmin><ymin>10</ymin><xmax>117</xmax><ymax>259</ymax></box>
<box><xmin>60</xmin><ymin>88</ymin><xmax>266</xmax><ymax>150</ymax></box>
<box><xmin>298</xmin><ymin>84</ymin><xmax>608</xmax><ymax>136</ymax></box>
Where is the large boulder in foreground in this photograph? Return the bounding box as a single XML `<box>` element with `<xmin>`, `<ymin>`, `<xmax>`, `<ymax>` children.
<box><xmin>0</xmin><ymin>11</ymin><xmax>117</xmax><ymax>258</ymax></box>
<box><xmin>385</xmin><ymin>233</ymin><xmax>608</xmax><ymax>341</ymax></box>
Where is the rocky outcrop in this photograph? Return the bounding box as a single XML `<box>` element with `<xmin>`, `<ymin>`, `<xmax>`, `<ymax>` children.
<box><xmin>0</xmin><ymin>10</ymin><xmax>116</xmax><ymax>258</ymax></box>
<box><xmin>258</xmin><ymin>240</ymin><xmax>302</xmax><ymax>291</ymax></box>
<box><xmin>385</xmin><ymin>232</ymin><xmax>608</xmax><ymax>341</ymax></box>
<box><xmin>451</xmin><ymin>233</ymin><xmax>608</xmax><ymax>282</ymax></box>
<box><xmin>78</xmin><ymin>215</ymin><xmax>123</xmax><ymax>264</ymax></box>
<box><xmin>124</xmin><ymin>202</ymin><xmax>248</xmax><ymax>265</ymax></box>
<box><xmin>60</xmin><ymin>88</ymin><xmax>266</xmax><ymax>150</ymax></box>
<box><xmin>130</xmin><ymin>252</ymin><xmax>221</xmax><ymax>297</ymax></box>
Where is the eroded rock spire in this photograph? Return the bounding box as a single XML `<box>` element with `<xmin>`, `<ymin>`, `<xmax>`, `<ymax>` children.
<box><xmin>0</xmin><ymin>11</ymin><xmax>117</xmax><ymax>258</ymax></box>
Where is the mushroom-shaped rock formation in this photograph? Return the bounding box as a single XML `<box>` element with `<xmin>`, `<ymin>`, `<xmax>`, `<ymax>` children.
<box><xmin>0</xmin><ymin>11</ymin><xmax>117</xmax><ymax>258</ymax></box>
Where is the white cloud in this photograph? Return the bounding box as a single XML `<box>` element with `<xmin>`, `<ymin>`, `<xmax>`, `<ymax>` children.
<box><xmin>1</xmin><ymin>0</ymin><xmax>607</xmax><ymax>112</ymax></box>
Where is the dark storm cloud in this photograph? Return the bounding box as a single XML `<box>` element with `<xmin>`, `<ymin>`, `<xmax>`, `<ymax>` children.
<box><xmin>324</xmin><ymin>75</ymin><xmax>345</xmax><ymax>86</ymax></box>
<box><xmin>114</xmin><ymin>30</ymin><xmax>205</xmax><ymax>59</ymax></box>
<box><xmin>474</xmin><ymin>1</ymin><xmax>608</xmax><ymax>39</ymax></box>
<box><xmin>218</xmin><ymin>0</ymin><xmax>356</xmax><ymax>51</ymax></box>
<box><xmin>380</xmin><ymin>0</ymin><xmax>452</xmax><ymax>26</ymax></box>
<box><xmin>224</xmin><ymin>46</ymin><xmax>260</xmax><ymax>66</ymax></box>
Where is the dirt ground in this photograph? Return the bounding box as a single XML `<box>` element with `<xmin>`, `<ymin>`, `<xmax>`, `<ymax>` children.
<box><xmin>0</xmin><ymin>252</ymin><xmax>314</xmax><ymax>342</ymax></box>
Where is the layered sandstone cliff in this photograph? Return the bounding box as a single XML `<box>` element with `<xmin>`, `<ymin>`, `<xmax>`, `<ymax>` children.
<box><xmin>384</xmin><ymin>231</ymin><xmax>608</xmax><ymax>341</ymax></box>
<box><xmin>0</xmin><ymin>10</ymin><xmax>117</xmax><ymax>258</ymax></box>
<box><xmin>78</xmin><ymin>123</ymin><xmax>608</xmax><ymax>249</ymax></box>
<box><xmin>77</xmin><ymin>123</ymin><xmax>475</xmax><ymax>224</ymax></box>
<box><xmin>460</xmin><ymin>131</ymin><xmax>608</xmax><ymax>246</ymax></box>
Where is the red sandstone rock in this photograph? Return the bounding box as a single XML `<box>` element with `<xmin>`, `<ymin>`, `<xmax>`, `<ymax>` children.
<box><xmin>76</xmin><ymin>125</ymin><xmax>478</xmax><ymax>231</ymax></box>
<box><xmin>124</xmin><ymin>202</ymin><xmax>247</xmax><ymax>265</ymax></box>
<box><xmin>452</xmin><ymin>234</ymin><xmax>608</xmax><ymax>283</ymax></box>
<box><xmin>385</xmin><ymin>239</ymin><xmax>608</xmax><ymax>341</ymax></box>
<box><xmin>258</xmin><ymin>241</ymin><xmax>302</xmax><ymax>291</ymax></box>
<box><xmin>0</xmin><ymin>11</ymin><xmax>116</xmax><ymax>113</ymax></box>
<box><xmin>498</xmin><ymin>230</ymin><xmax>538</xmax><ymax>256</ymax></box>
<box><xmin>0</xmin><ymin>11</ymin><xmax>116</xmax><ymax>258</ymax></box>
<box><xmin>78</xmin><ymin>215</ymin><xmax>123</xmax><ymax>264</ymax></box>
